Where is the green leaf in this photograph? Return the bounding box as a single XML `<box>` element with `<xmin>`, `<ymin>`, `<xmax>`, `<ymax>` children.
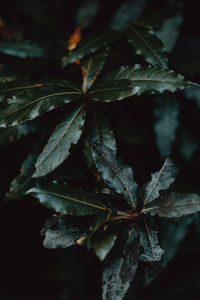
<box><xmin>154</xmin><ymin>95</ymin><xmax>179</xmax><ymax>157</ymax></box>
<box><xmin>42</xmin><ymin>215</ymin><xmax>88</xmax><ymax>249</ymax></box>
<box><xmin>142</xmin><ymin>158</ymin><xmax>179</xmax><ymax>205</ymax></box>
<box><xmin>180</xmin><ymin>132</ymin><xmax>199</xmax><ymax>161</ymax></box>
<box><xmin>92</xmin><ymin>145</ymin><xmax>138</xmax><ymax>209</ymax></box>
<box><xmin>62</xmin><ymin>31</ymin><xmax>118</xmax><ymax>67</ymax></box>
<box><xmin>81</xmin><ymin>48</ymin><xmax>108</xmax><ymax>92</ymax></box>
<box><xmin>110</xmin><ymin>0</ymin><xmax>147</xmax><ymax>31</ymax></box>
<box><xmin>102</xmin><ymin>225</ymin><xmax>140</xmax><ymax>300</ymax></box>
<box><xmin>126</xmin><ymin>24</ymin><xmax>168</xmax><ymax>67</ymax></box>
<box><xmin>26</xmin><ymin>182</ymin><xmax>107</xmax><ymax>216</ymax></box>
<box><xmin>139</xmin><ymin>217</ymin><xmax>164</xmax><ymax>261</ymax></box>
<box><xmin>0</xmin><ymin>79</ymin><xmax>81</xmax><ymax>127</ymax></box>
<box><xmin>89</xmin><ymin>65</ymin><xmax>198</xmax><ymax>102</ymax></box>
<box><xmin>92</xmin><ymin>226</ymin><xmax>118</xmax><ymax>261</ymax></box>
<box><xmin>75</xmin><ymin>0</ymin><xmax>100</xmax><ymax>29</ymax></box>
<box><xmin>33</xmin><ymin>103</ymin><xmax>86</xmax><ymax>177</ymax></box>
<box><xmin>147</xmin><ymin>192</ymin><xmax>200</xmax><ymax>218</ymax></box>
<box><xmin>84</xmin><ymin>109</ymin><xmax>116</xmax><ymax>169</ymax></box>
<box><xmin>156</xmin><ymin>15</ymin><xmax>183</xmax><ymax>52</ymax></box>
<box><xmin>0</xmin><ymin>40</ymin><xmax>45</xmax><ymax>58</ymax></box>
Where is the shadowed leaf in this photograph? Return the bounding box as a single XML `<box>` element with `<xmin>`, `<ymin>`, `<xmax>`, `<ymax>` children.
<box><xmin>92</xmin><ymin>145</ymin><xmax>138</xmax><ymax>208</ymax></box>
<box><xmin>0</xmin><ymin>39</ymin><xmax>45</xmax><ymax>58</ymax></box>
<box><xmin>84</xmin><ymin>109</ymin><xmax>116</xmax><ymax>169</ymax></box>
<box><xmin>27</xmin><ymin>182</ymin><xmax>107</xmax><ymax>215</ymax></box>
<box><xmin>62</xmin><ymin>31</ymin><xmax>118</xmax><ymax>66</ymax></box>
<box><xmin>148</xmin><ymin>192</ymin><xmax>200</xmax><ymax>218</ymax></box>
<box><xmin>102</xmin><ymin>225</ymin><xmax>140</xmax><ymax>300</ymax></box>
<box><xmin>42</xmin><ymin>215</ymin><xmax>88</xmax><ymax>249</ymax></box>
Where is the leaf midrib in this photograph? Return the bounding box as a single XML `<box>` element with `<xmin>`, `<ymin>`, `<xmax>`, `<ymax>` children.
<box><xmin>34</xmin><ymin>189</ymin><xmax>107</xmax><ymax>211</ymax></box>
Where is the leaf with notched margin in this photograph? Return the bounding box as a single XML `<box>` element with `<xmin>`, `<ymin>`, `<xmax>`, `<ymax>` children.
<box><xmin>26</xmin><ymin>182</ymin><xmax>107</xmax><ymax>216</ymax></box>
<box><xmin>0</xmin><ymin>79</ymin><xmax>80</xmax><ymax>127</ymax></box>
<box><xmin>42</xmin><ymin>215</ymin><xmax>88</xmax><ymax>249</ymax></box>
<box><xmin>126</xmin><ymin>24</ymin><xmax>168</xmax><ymax>67</ymax></box>
<box><xmin>89</xmin><ymin>65</ymin><xmax>198</xmax><ymax>102</ymax></box>
<box><xmin>147</xmin><ymin>192</ymin><xmax>200</xmax><ymax>218</ymax></box>
<box><xmin>142</xmin><ymin>158</ymin><xmax>179</xmax><ymax>206</ymax></box>
<box><xmin>84</xmin><ymin>109</ymin><xmax>116</xmax><ymax>169</ymax></box>
<box><xmin>62</xmin><ymin>31</ymin><xmax>118</xmax><ymax>67</ymax></box>
<box><xmin>139</xmin><ymin>217</ymin><xmax>164</xmax><ymax>261</ymax></box>
<box><xmin>102</xmin><ymin>225</ymin><xmax>140</xmax><ymax>300</ymax></box>
<box><xmin>33</xmin><ymin>103</ymin><xmax>86</xmax><ymax>177</ymax></box>
<box><xmin>92</xmin><ymin>145</ymin><xmax>138</xmax><ymax>209</ymax></box>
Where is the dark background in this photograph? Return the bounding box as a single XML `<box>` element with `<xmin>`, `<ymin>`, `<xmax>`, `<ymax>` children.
<box><xmin>0</xmin><ymin>0</ymin><xmax>200</xmax><ymax>299</ymax></box>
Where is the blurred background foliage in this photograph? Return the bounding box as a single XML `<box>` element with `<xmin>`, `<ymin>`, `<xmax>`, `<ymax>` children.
<box><xmin>0</xmin><ymin>0</ymin><xmax>200</xmax><ymax>299</ymax></box>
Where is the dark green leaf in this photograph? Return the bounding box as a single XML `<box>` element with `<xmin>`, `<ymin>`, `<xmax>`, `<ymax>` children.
<box><xmin>75</xmin><ymin>0</ymin><xmax>100</xmax><ymax>29</ymax></box>
<box><xmin>180</xmin><ymin>132</ymin><xmax>199</xmax><ymax>160</ymax></box>
<box><xmin>156</xmin><ymin>15</ymin><xmax>183</xmax><ymax>52</ymax></box>
<box><xmin>42</xmin><ymin>215</ymin><xmax>88</xmax><ymax>249</ymax></box>
<box><xmin>89</xmin><ymin>65</ymin><xmax>198</xmax><ymax>102</ymax></box>
<box><xmin>110</xmin><ymin>0</ymin><xmax>147</xmax><ymax>31</ymax></box>
<box><xmin>142</xmin><ymin>158</ymin><xmax>179</xmax><ymax>205</ymax></box>
<box><xmin>126</xmin><ymin>24</ymin><xmax>168</xmax><ymax>67</ymax></box>
<box><xmin>154</xmin><ymin>95</ymin><xmax>179</xmax><ymax>157</ymax></box>
<box><xmin>27</xmin><ymin>182</ymin><xmax>107</xmax><ymax>215</ymax></box>
<box><xmin>62</xmin><ymin>31</ymin><xmax>118</xmax><ymax>67</ymax></box>
<box><xmin>184</xmin><ymin>88</ymin><xmax>200</xmax><ymax>107</ymax></box>
<box><xmin>147</xmin><ymin>192</ymin><xmax>200</xmax><ymax>218</ymax></box>
<box><xmin>0</xmin><ymin>40</ymin><xmax>45</xmax><ymax>58</ymax></box>
<box><xmin>92</xmin><ymin>145</ymin><xmax>138</xmax><ymax>209</ymax></box>
<box><xmin>139</xmin><ymin>217</ymin><xmax>164</xmax><ymax>261</ymax></box>
<box><xmin>0</xmin><ymin>79</ymin><xmax>80</xmax><ymax>126</ymax></box>
<box><xmin>81</xmin><ymin>48</ymin><xmax>108</xmax><ymax>92</ymax></box>
<box><xmin>33</xmin><ymin>103</ymin><xmax>86</xmax><ymax>177</ymax></box>
<box><xmin>102</xmin><ymin>225</ymin><xmax>140</xmax><ymax>300</ymax></box>
<box><xmin>84</xmin><ymin>109</ymin><xmax>116</xmax><ymax>169</ymax></box>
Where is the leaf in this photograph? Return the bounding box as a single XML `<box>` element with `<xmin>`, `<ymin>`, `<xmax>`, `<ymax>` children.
<box><xmin>81</xmin><ymin>48</ymin><xmax>109</xmax><ymax>92</ymax></box>
<box><xmin>92</xmin><ymin>226</ymin><xmax>118</xmax><ymax>261</ymax></box>
<box><xmin>156</xmin><ymin>15</ymin><xmax>183</xmax><ymax>52</ymax></box>
<box><xmin>139</xmin><ymin>217</ymin><xmax>164</xmax><ymax>261</ymax></box>
<box><xmin>33</xmin><ymin>103</ymin><xmax>86</xmax><ymax>177</ymax></box>
<box><xmin>110</xmin><ymin>0</ymin><xmax>147</xmax><ymax>31</ymax></box>
<box><xmin>126</xmin><ymin>24</ymin><xmax>168</xmax><ymax>67</ymax></box>
<box><xmin>0</xmin><ymin>119</ymin><xmax>40</xmax><ymax>146</ymax></box>
<box><xmin>0</xmin><ymin>40</ymin><xmax>45</xmax><ymax>58</ymax></box>
<box><xmin>92</xmin><ymin>145</ymin><xmax>138</xmax><ymax>209</ymax></box>
<box><xmin>75</xmin><ymin>0</ymin><xmax>100</xmax><ymax>29</ymax></box>
<box><xmin>160</xmin><ymin>216</ymin><xmax>194</xmax><ymax>267</ymax></box>
<box><xmin>26</xmin><ymin>182</ymin><xmax>107</xmax><ymax>216</ymax></box>
<box><xmin>102</xmin><ymin>225</ymin><xmax>140</xmax><ymax>300</ymax></box>
<box><xmin>142</xmin><ymin>158</ymin><xmax>179</xmax><ymax>205</ymax></box>
<box><xmin>147</xmin><ymin>192</ymin><xmax>200</xmax><ymax>218</ymax></box>
<box><xmin>89</xmin><ymin>65</ymin><xmax>198</xmax><ymax>102</ymax></box>
<box><xmin>42</xmin><ymin>215</ymin><xmax>88</xmax><ymax>249</ymax></box>
<box><xmin>0</xmin><ymin>79</ymin><xmax>80</xmax><ymax>127</ymax></box>
<box><xmin>154</xmin><ymin>95</ymin><xmax>179</xmax><ymax>157</ymax></box>
<box><xmin>62</xmin><ymin>31</ymin><xmax>118</xmax><ymax>67</ymax></box>
<box><xmin>184</xmin><ymin>88</ymin><xmax>200</xmax><ymax>107</ymax></box>
<box><xmin>136</xmin><ymin>7</ymin><xmax>178</xmax><ymax>29</ymax></box>
<box><xmin>180</xmin><ymin>132</ymin><xmax>199</xmax><ymax>160</ymax></box>
<box><xmin>84</xmin><ymin>109</ymin><xmax>116</xmax><ymax>169</ymax></box>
